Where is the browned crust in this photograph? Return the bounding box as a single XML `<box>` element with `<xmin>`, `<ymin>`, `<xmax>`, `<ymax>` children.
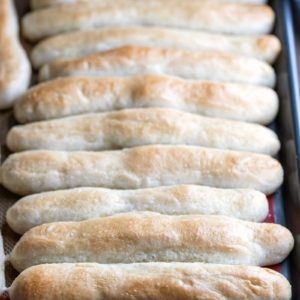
<box><xmin>10</xmin><ymin>263</ymin><xmax>292</xmax><ymax>300</ymax></box>
<box><xmin>14</xmin><ymin>75</ymin><xmax>279</xmax><ymax>124</ymax></box>
<box><xmin>10</xmin><ymin>213</ymin><xmax>294</xmax><ymax>271</ymax></box>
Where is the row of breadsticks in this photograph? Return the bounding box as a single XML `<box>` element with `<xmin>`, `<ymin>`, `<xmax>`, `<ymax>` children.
<box><xmin>0</xmin><ymin>0</ymin><xmax>294</xmax><ymax>299</ymax></box>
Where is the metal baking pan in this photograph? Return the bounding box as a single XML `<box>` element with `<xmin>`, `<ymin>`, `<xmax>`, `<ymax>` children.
<box><xmin>0</xmin><ymin>0</ymin><xmax>299</xmax><ymax>298</ymax></box>
<box><xmin>275</xmin><ymin>0</ymin><xmax>300</xmax><ymax>297</ymax></box>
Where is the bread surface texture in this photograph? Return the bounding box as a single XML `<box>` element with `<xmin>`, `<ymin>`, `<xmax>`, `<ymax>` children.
<box><xmin>30</xmin><ymin>0</ymin><xmax>269</xmax><ymax>10</ymax></box>
<box><xmin>9</xmin><ymin>213</ymin><xmax>294</xmax><ymax>272</ymax></box>
<box><xmin>7</xmin><ymin>108</ymin><xmax>280</xmax><ymax>155</ymax></box>
<box><xmin>14</xmin><ymin>75</ymin><xmax>279</xmax><ymax>125</ymax></box>
<box><xmin>6</xmin><ymin>185</ymin><xmax>269</xmax><ymax>234</ymax></box>
<box><xmin>9</xmin><ymin>263</ymin><xmax>291</xmax><ymax>300</ymax></box>
<box><xmin>0</xmin><ymin>0</ymin><xmax>31</xmax><ymax>109</ymax></box>
<box><xmin>23</xmin><ymin>1</ymin><xmax>275</xmax><ymax>41</ymax></box>
<box><xmin>39</xmin><ymin>46</ymin><xmax>276</xmax><ymax>87</ymax></box>
<box><xmin>0</xmin><ymin>145</ymin><xmax>283</xmax><ymax>195</ymax></box>
<box><xmin>31</xmin><ymin>26</ymin><xmax>281</xmax><ymax>68</ymax></box>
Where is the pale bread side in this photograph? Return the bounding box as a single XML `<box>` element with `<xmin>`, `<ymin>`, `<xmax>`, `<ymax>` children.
<box><xmin>7</xmin><ymin>108</ymin><xmax>280</xmax><ymax>155</ymax></box>
<box><xmin>31</xmin><ymin>0</ymin><xmax>269</xmax><ymax>10</ymax></box>
<box><xmin>23</xmin><ymin>1</ymin><xmax>275</xmax><ymax>41</ymax></box>
<box><xmin>6</xmin><ymin>185</ymin><xmax>269</xmax><ymax>234</ymax></box>
<box><xmin>0</xmin><ymin>145</ymin><xmax>283</xmax><ymax>195</ymax></box>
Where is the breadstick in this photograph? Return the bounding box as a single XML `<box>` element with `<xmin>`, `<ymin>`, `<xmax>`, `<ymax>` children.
<box><xmin>9</xmin><ymin>263</ymin><xmax>291</xmax><ymax>300</ymax></box>
<box><xmin>30</xmin><ymin>0</ymin><xmax>269</xmax><ymax>10</ymax></box>
<box><xmin>6</xmin><ymin>185</ymin><xmax>269</xmax><ymax>234</ymax></box>
<box><xmin>0</xmin><ymin>0</ymin><xmax>31</xmax><ymax>109</ymax></box>
<box><xmin>6</xmin><ymin>108</ymin><xmax>280</xmax><ymax>155</ymax></box>
<box><xmin>0</xmin><ymin>145</ymin><xmax>283</xmax><ymax>195</ymax></box>
<box><xmin>31</xmin><ymin>26</ymin><xmax>281</xmax><ymax>68</ymax></box>
<box><xmin>39</xmin><ymin>46</ymin><xmax>276</xmax><ymax>87</ymax></box>
<box><xmin>22</xmin><ymin>1</ymin><xmax>275</xmax><ymax>41</ymax></box>
<box><xmin>9</xmin><ymin>213</ymin><xmax>294</xmax><ymax>272</ymax></box>
<box><xmin>13</xmin><ymin>75</ymin><xmax>279</xmax><ymax>125</ymax></box>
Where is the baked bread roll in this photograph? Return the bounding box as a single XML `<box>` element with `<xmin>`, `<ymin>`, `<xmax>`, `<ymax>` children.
<box><xmin>9</xmin><ymin>263</ymin><xmax>291</xmax><ymax>300</ymax></box>
<box><xmin>0</xmin><ymin>0</ymin><xmax>31</xmax><ymax>110</ymax></box>
<box><xmin>31</xmin><ymin>26</ymin><xmax>281</xmax><ymax>68</ymax></box>
<box><xmin>9</xmin><ymin>213</ymin><xmax>294</xmax><ymax>272</ymax></box>
<box><xmin>6</xmin><ymin>185</ymin><xmax>269</xmax><ymax>234</ymax></box>
<box><xmin>30</xmin><ymin>0</ymin><xmax>269</xmax><ymax>10</ymax></box>
<box><xmin>6</xmin><ymin>108</ymin><xmax>280</xmax><ymax>155</ymax></box>
<box><xmin>0</xmin><ymin>145</ymin><xmax>283</xmax><ymax>196</ymax></box>
<box><xmin>13</xmin><ymin>75</ymin><xmax>279</xmax><ymax>125</ymax></box>
<box><xmin>39</xmin><ymin>46</ymin><xmax>276</xmax><ymax>87</ymax></box>
<box><xmin>23</xmin><ymin>1</ymin><xmax>274</xmax><ymax>41</ymax></box>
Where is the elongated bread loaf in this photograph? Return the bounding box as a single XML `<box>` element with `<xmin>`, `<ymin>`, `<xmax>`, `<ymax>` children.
<box><xmin>30</xmin><ymin>0</ymin><xmax>269</xmax><ymax>10</ymax></box>
<box><xmin>6</xmin><ymin>108</ymin><xmax>280</xmax><ymax>155</ymax></box>
<box><xmin>6</xmin><ymin>185</ymin><xmax>269</xmax><ymax>234</ymax></box>
<box><xmin>9</xmin><ymin>263</ymin><xmax>291</xmax><ymax>300</ymax></box>
<box><xmin>31</xmin><ymin>26</ymin><xmax>281</xmax><ymax>68</ymax></box>
<box><xmin>23</xmin><ymin>1</ymin><xmax>274</xmax><ymax>41</ymax></box>
<box><xmin>0</xmin><ymin>145</ymin><xmax>283</xmax><ymax>196</ymax></box>
<box><xmin>13</xmin><ymin>75</ymin><xmax>279</xmax><ymax>125</ymax></box>
<box><xmin>9</xmin><ymin>213</ymin><xmax>294</xmax><ymax>271</ymax></box>
<box><xmin>39</xmin><ymin>46</ymin><xmax>276</xmax><ymax>87</ymax></box>
<box><xmin>0</xmin><ymin>0</ymin><xmax>31</xmax><ymax>110</ymax></box>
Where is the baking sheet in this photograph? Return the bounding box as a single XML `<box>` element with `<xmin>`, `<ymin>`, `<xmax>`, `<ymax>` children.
<box><xmin>275</xmin><ymin>0</ymin><xmax>300</xmax><ymax>296</ymax></box>
<box><xmin>0</xmin><ymin>0</ymin><xmax>297</xmax><ymax>298</ymax></box>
